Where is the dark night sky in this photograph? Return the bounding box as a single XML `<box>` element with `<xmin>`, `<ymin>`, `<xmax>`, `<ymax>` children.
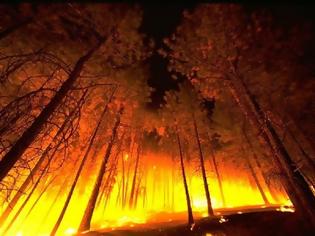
<box><xmin>139</xmin><ymin>3</ymin><xmax>196</xmax><ymax>110</ymax></box>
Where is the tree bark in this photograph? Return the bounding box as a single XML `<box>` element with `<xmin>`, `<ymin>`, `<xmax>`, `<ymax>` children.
<box><xmin>226</xmin><ymin>73</ymin><xmax>315</xmax><ymax>227</ymax></box>
<box><xmin>2</xmin><ymin>146</ymin><xmax>54</xmax><ymax>235</ymax></box>
<box><xmin>134</xmin><ymin>172</ymin><xmax>142</xmax><ymax>209</ymax></box>
<box><xmin>0</xmin><ymin>39</ymin><xmax>105</xmax><ymax>182</ymax></box>
<box><xmin>206</xmin><ymin>131</ymin><xmax>225</xmax><ymax>207</ymax></box>
<box><xmin>18</xmin><ymin>175</ymin><xmax>57</xmax><ymax>227</ymax></box>
<box><xmin>242</xmin><ymin>126</ymin><xmax>279</xmax><ymax>202</ymax></box>
<box><xmin>0</xmin><ymin>89</ymin><xmax>87</xmax><ymax>226</ymax></box>
<box><xmin>121</xmin><ymin>152</ymin><xmax>126</xmax><ymax>208</ymax></box>
<box><xmin>281</xmin><ymin>116</ymin><xmax>315</xmax><ymax>177</ymax></box>
<box><xmin>175</xmin><ymin>127</ymin><xmax>194</xmax><ymax>228</ymax></box>
<box><xmin>129</xmin><ymin>135</ymin><xmax>141</xmax><ymax>208</ymax></box>
<box><xmin>50</xmin><ymin>89</ymin><xmax>111</xmax><ymax>236</ymax></box>
<box><xmin>240</xmin><ymin>136</ymin><xmax>270</xmax><ymax>205</ymax></box>
<box><xmin>102</xmin><ymin>131</ymin><xmax>125</xmax><ymax>211</ymax></box>
<box><xmin>192</xmin><ymin>114</ymin><xmax>214</xmax><ymax>216</ymax></box>
<box><xmin>78</xmin><ymin>106</ymin><xmax>123</xmax><ymax>232</ymax></box>
<box><xmin>37</xmin><ymin>171</ymin><xmax>70</xmax><ymax>232</ymax></box>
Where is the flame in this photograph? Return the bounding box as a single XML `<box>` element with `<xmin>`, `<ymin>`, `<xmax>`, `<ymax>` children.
<box><xmin>0</xmin><ymin>151</ymin><xmax>291</xmax><ymax>236</ymax></box>
<box><xmin>219</xmin><ymin>216</ymin><xmax>228</xmax><ymax>223</ymax></box>
<box><xmin>277</xmin><ymin>205</ymin><xmax>295</xmax><ymax>213</ymax></box>
<box><xmin>64</xmin><ymin>228</ymin><xmax>76</xmax><ymax>235</ymax></box>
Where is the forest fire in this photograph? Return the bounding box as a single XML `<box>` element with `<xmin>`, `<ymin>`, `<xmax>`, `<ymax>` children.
<box><xmin>0</xmin><ymin>2</ymin><xmax>314</xmax><ymax>236</ymax></box>
<box><xmin>1</xmin><ymin>150</ymin><xmax>291</xmax><ymax>236</ymax></box>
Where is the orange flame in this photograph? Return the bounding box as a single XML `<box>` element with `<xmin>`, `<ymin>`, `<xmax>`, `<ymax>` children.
<box><xmin>0</xmin><ymin>151</ymin><xmax>291</xmax><ymax>236</ymax></box>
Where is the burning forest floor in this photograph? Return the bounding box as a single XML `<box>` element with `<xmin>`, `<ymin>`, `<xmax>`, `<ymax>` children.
<box><xmin>77</xmin><ymin>205</ymin><xmax>314</xmax><ymax>236</ymax></box>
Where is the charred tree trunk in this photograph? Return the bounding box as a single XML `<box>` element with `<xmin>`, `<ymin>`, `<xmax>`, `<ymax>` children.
<box><xmin>171</xmin><ymin>152</ymin><xmax>175</xmax><ymax>210</ymax></box>
<box><xmin>206</xmin><ymin>131</ymin><xmax>225</xmax><ymax>207</ymax></box>
<box><xmin>175</xmin><ymin>127</ymin><xmax>194</xmax><ymax>228</ymax></box>
<box><xmin>2</xmin><ymin>148</ymin><xmax>54</xmax><ymax>235</ymax></box>
<box><xmin>2</xmin><ymin>175</ymin><xmax>43</xmax><ymax>234</ymax></box>
<box><xmin>0</xmin><ymin>39</ymin><xmax>105</xmax><ymax>181</ymax></box>
<box><xmin>134</xmin><ymin>172</ymin><xmax>142</xmax><ymax>208</ymax></box>
<box><xmin>38</xmin><ymin>171</ymin><xmax>70</xmax><ymax>231</ymax></box>
<box><xmin>98</xmin><ymin>160</ymin><xmax>115</xmax><ymax>207</ymax></box>
<box><xmin>192</xmin><ymin>114</ymin><xmax>214</xmax><ymax>216</ymax></box>
<box><xmin>240</xmin><ymin>136</ymin><xmax>270</xmax><ymax>205</ymax></box>
<box><xmin>115</xmin><ymin>176</ymin><xmax>122</xmax><ymax>207</ymax></box>
<box><xmin>240</xmin><ymin>121</ymin><xmax>270</xmax><ymax>204</ymax></box>
<box><xmin>273</xmin><ymin>106</ymin><xmax>315</xmax><ymax>154</ymax></box>
<box><xmin>282</xmin><ymin>118</ymin><xmax>315</xmax><ymax>178</ymax></box>
<box><xmin>129</xmin><ymin>136</ymin><xmax>141</xmax><ymax>209</ymax></box>
<box><xmin>247</xmin><ymin>152</ymin><xmax>270</xmax><ymax>205</ymax></box>
<box><xmin>19</xmin><ymin>175</ymin><xmax>57</xmax><ymax>227</ymax></box>
<box><xmin>78</xmin><ymin>106</ymin><xmax>123</xmax><ymax>232</ymax></box>
<box><xmin>0</xmin><ymin>90</ymin><xmax>87</xmax><ymax>226</ymax></box>
<box><xmin>123</xmin><ymin>139</ymin><xmax>134</xmax><ymax>208</ymax></box>
<box><xmin>270</xmin><ymin>108</ymin><xmax>315</xmax><ymax>186</ymax></box>
<box><xmin>239</xmin><ymin>76</ymin><xmax>315</xmax><ymax>204</ymax></box>
<box><xmin>50</xmin><ymin>89</ymin><xmax>111</xmax><ymax>236</ymax></box>
<box><xmin>226</xmin><ymin>72</ymin><xmax>315</xmax><ymax>226</ymax></box>
<box><xmin>102</xmin><ymin>132</ymin><xmax>125</xmax><ymax>211</ymax></box>
<box><xmin>242</xmin><ymin>127</ymin><xmax>280</xmax><ymax>202</ymax></box>
<box><xmin>121</xmin><ymin>152</ymin><xmax>126</xmax><ymax>208</ymax></box>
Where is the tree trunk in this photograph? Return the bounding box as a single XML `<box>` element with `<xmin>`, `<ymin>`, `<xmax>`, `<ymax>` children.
<box><xmin>282</xmin><ymin>118</ymin><xmax>315</xmax><ymax>177</ymax></box>
<box><xmin>37</xmin><ymin>171</ymin><xmax>70</xmax><ymax>232</ymax></box>
<box><xmin>123</xmin><ymin>141</ymin><xmax>134</xmax><ymax>208</ymax></box>
<box><xmin>102</xmin><ymin>132</ymin><xmax>125</xmax><ymax>211</ymax></box>
<box><xmin>134</xmin><ymin>173</ymin><xmax>142</xmax><ymax>209</ymax></box>
<box><xmin>192</xmin><ymin>114</ymin><xmax>214</xmax><ymax>216</ymax></box>
<box><xmin>18</xmin><ymin>175</ymin><xmax>57</xmax><ymax>227</ymax></box>
<box><xmin>78</xmin><ymin>106</ymin><xmax>123</xmax><ymax>232</ymax></box>
<box><xmin>0</xmin><ymin>89</ymin><xmax>87</xmax><ymax>226</ymax></box>
<box><xmin>129</xmin><ymin>136</ymin><xmax>141</xmax><ymax>208</ymax></box>
<box><xmin>121</xmin><ymin>152</ymin><xmax>126</xmax><ymax>208</ymax></box>
<box><xmin>2</xmin><ymin>175</ymin><xmax>43</xmax><ymax>235</ymax></box>
<box><xmin>206</xmin><ymin>131</ymin><xmax>225</xmax><ymax>207</ymax></box>
<box><xmin>115</xmin><ymin>176</ymin><xmax>122</xmax><ymax>207</ymax></box>
<box><xmin>226</xmin><ymin>73</ymin><xmax>315</xmax><ymax>227</ymax></box>
<box><xmin>0</xmin><ymin>39</ymin><xmax>105</xmax><ymax>181</ymax></box>
<box><xmin>98</xmin><ymin>159</ymin><xmax>115</xmax><ymax>207</ymax></box>
<box><xmin>270</xmin><ymin>108</ymin><xmax>315</xmax><ymax>185</ymax></box>
<box><xmin>242</xmin><ymin>126</ymin><xmax>279</xmax><ymax>202</ymax></box>
<box><xmin>50</xmin><ymin>89</ymin><xmax>111</xmax><ymax>236</ymax></box>
<box><xmin>175</xmin><ymin>127</ymin><xmax>194</xmax><ymax>228</ymax></box>
<box><xmin>2</xmin><ymin>150</ymin><xmax>53</xmax><ymax>235</ymax></box>
<box><xmin>171</xmin><ymin>153</ymin><xmax>175</xmax><ymax>210</ymax></box>
<box><xmin>240</xmin><ymin>135</ymin><xmax>270</xmax><ymax>205</ymax></box>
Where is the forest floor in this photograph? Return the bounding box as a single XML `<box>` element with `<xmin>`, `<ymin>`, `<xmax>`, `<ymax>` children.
<box><xmin>78</xmin><ymin>206</ymin><xmax>315</xmax><ymax>236</ymax></box>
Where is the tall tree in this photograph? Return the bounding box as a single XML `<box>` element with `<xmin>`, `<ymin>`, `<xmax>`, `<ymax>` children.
<box><xmin>129</xmin><ymin>133</ymin><xmax>142</xmax><ymax>208</ymax></box>
<box><xmin>0</xmin><ymin>89</ymin><xmax>88</xmax><ymax>226</ymax></box>
<box><xmin>164</xmin><ymin>4</ymin><xmax>315</xmax><ymax>225</ymax></box>
<box><xmin>175</xmin><ymin>126</ymin><xmax>195</xmax><ymax>228</ymax></box>
<box><xmin>206</xmin><ymin>131</ymin><xmax>225</xmax><ymax>207</ymax></box>
<box><xmin>0</xmin><ymin>39</ymin><xmax>105</xmax><ymax>181</ymax></box>
<box><xmin>192</xmin><ymin>113</ymin><xmax>214</xmax><ymax>216</ymax></box>
<box><xmin>78</xmin><ymin>106</ymin><xmax>123</xmax><ymax>232</ymax></box>
<box><xmin>50</xmin><ymin>88</ymin><xmax>114</xmax><ymax>236</ymax></box>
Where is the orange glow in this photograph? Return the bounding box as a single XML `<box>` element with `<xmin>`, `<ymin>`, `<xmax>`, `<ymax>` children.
<box><xmin>0</xmin><ymin>150</ymin><xmax>291</xmax><ymax>236</ymax></box>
